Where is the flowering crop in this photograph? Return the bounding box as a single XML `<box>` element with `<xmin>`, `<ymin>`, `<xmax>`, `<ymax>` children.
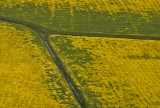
<box><xmin>50</xmin><ymin>35</ymin><xmax>160</xmax><ymax>107</ymax></box>
<box><xmin>0</xmin><ymin>21</ymin><xmax>79</xmax><ymax>108</ymax></box>
<box><xmin>0</xmin><ymin>0</ymin><xmax>160</xmax><ymax>16</ymax></box>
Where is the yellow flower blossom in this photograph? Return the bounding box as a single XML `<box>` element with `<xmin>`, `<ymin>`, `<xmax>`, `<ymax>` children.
<box><xmin>0</xmin><ymin>0</ymin><xmax>160</xmax><ymax>16</ymax></box>
<box><xmin>50</xmin><ymin>35</ymin><xmax>160</xmax><ymax>107</ymax></box>
<box><xmin>0</xmin><ymin>21</ymin><xmax>79</xmax><ymax>108</ymax></box>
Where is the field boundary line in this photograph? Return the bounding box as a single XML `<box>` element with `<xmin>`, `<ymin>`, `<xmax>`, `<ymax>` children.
<box><xmin>0</xmin><ymin>15</ymin><xmax>160</xmax><ymax>40</ymax></box>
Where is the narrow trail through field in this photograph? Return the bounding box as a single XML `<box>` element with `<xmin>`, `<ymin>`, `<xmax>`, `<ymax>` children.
<box><xmin>0</xmin><ymin>17</ymin><xmax>87</xmax><ymax>108</ymax></box>
<box><xmin>0</xmin><ymin>16</ymin><xmax>160</xmax><ymax>41</ymax></box>
<box><xmin>0</xmin><ymin>16</ymin><xmax>160</xmax><ymax>108</ymax></box>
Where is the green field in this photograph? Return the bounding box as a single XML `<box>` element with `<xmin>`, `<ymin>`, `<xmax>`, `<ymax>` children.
<box><xmin>0</xmin><ymin>0</ymin><xmax>160</xmax><ymax>36</ymax></box>
<box><xmin>0</xmin><ymin>21</ymin><xmax>79</xmax><ymax>108</ymax></box>
<box><xmin>49</xmin><ymin>35</ymin><xmax>160</xmax><ymax>107</ymax></box>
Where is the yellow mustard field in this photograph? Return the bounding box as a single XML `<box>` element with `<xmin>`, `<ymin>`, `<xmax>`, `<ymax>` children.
<box><xmin>0</xmin><ymin>21</ymin><xmax>79</xmax><ymax>108</ymax></box>
<box><xmin>0</xmin><ymin>0</ymin><xmax>160</xmax><ymax>16</ymax></box>
<box><xmin>50</xmin><ymin>35</ymin><xmax>160</xmax><ymax>107</ymax></box>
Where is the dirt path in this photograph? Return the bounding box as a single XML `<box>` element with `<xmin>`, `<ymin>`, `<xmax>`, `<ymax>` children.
<box><xmin>1</xmin><ymin>16</ymin><xmax>160</xmax><ymax>41</ymax></box>
<box><xmin>1</xmin><ymin>15</ymin><xmax>160</xmax><ymax>108</ymax></box>
<box><xmin>0</xmin><ymin>17</ymin><xmax>87</xmax><ymax>108</ymax></box>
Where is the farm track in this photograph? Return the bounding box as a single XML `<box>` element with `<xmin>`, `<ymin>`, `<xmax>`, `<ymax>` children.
<box><xmin>0</xmin><ymin>16</ymin><xmax>87</xmax><ymax>108</ymax></box>
<box><xmin>0</xmin><ymin>16</ymin><xmax>160</xmax><ymax>108</ymax></box>
<box><xmin>0</xmin><ymin>16</ymin><xmax>160</xmax><ymax>41</ymax></box>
